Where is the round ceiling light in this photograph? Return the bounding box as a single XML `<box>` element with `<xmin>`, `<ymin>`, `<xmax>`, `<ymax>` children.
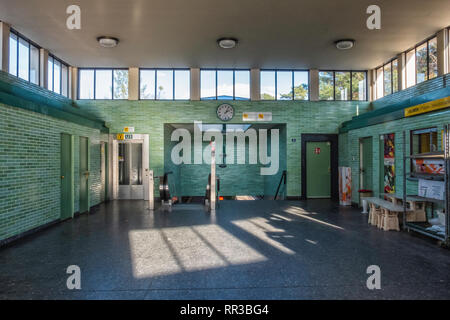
<box><xmin>97</xmin><ymin>36</ymin><xmax>119</xmax><ymax>48</ymax></box>
<box><xmin>217</xmin><ymin>38</ymin><xmax>238</xmax><ymax>49</ymax></box>
<box><xmin>335</xmin><ymin>39</ymin><xmax>355</xmax><ymax>50</ymax></box>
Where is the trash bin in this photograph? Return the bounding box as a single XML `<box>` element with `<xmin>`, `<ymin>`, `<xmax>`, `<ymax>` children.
<box><xmin>358</xmin><ymin>189</ymin><xmax>373</xmax><ymax>214</ymax></box>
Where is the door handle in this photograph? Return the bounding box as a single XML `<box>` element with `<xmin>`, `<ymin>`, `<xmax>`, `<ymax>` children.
<box><xmin>61</xmin><ymin>176</ymin><xmax>65</xmax><ymax>179</ymax></box>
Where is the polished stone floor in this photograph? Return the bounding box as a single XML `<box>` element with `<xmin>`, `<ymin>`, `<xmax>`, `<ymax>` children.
<box><xmin>0</xmin><ymin>199</ymin><xmax>449</xmax><ymax>300</ymax></box>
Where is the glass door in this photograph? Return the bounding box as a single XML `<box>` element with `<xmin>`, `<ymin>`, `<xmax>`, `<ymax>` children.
<box><xmin>118</xmin><ymin>142</ymin><xmax>144</xmax><ymax>199</ymax></box>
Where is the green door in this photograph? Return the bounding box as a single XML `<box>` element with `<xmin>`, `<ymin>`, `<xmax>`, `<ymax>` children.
<box><xmin>361</xmin><ymin>137</ymin><xmax>373</xmax><ymax>190</ymax></box>
<box><xmin>61</xmin><ymin>133</ymin><xmax>74</xmax><ymax>220</ymax></box>
<box><xmin>79</xmin><ymin>136</ymin><xmax>90</xmax><ymax>213</ymax></box>
<box><xmin>306</xmin><ymin>141</ymin><xmax>331</xmax><ymax>198</ymax></box>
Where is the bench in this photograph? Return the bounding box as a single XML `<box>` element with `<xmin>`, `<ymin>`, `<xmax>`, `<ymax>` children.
<box><xmin>365</xmin><ymin>197</ymin><xmax>413</xmax><ymax>231</ymax></box>
<box><xmin>381</xmin><ymin>193</ymin><xmax>428</xmax><ymax>222</ymax></box>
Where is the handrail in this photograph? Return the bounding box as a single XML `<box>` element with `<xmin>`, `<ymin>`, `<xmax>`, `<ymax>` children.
<box><xmin>274</xmin><ymin>170</ymin><xmax>287</xmax><ymax>200</ymax></box>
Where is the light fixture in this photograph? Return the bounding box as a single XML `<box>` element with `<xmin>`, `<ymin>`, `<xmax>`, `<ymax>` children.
<box><xmin>217</xmin><ymin>38</ymin><xmax>238</xmax><ymax>49</ymax></box>
<box><xmin>97</xmin><ymin>36</ymin><xmax>119</xmax><ymax>48</ymax></box>
<box><xmin>335</xmin><ymin>39</ymin><xmax>355</xmax><ymax>50</ymax></box>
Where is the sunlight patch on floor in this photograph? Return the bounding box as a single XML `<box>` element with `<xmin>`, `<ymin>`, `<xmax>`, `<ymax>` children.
<box><xmin>128</xmin><ymin>225</ymin><xmax>266</xmax><ymax>279</ymax></box>
<box><xmin>284</xmin><ymin>206</ymin><xmax>344</xmax><ymax>230</ymax></box>
<box><xmin>270</xmin><ymin>213</ymin><xmax>293</xmax><ymax>221</ymax></box>
<box><xmin>232</xmin><ymin>217</ymin><xmax>296</xmax><ymax>255</ymax></box>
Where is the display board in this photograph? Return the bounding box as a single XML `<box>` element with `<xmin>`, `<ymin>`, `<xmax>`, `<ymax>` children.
<box><xmin>339</xmin><ymin>167</ymin><xmax>352</xmax><ymax>206</ymax></box>
<box><xmin>383</xmin><ymin>133</ymin><xmax>395</xmax><ymax>194</ymax></box>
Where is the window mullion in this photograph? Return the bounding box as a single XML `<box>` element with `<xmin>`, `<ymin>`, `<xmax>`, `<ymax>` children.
<box><xmin>16</xmin><ymin>35</ymin><xmax>19</xmax><ymax>77</ymax></box>
<box><xmin>94</xmin><ymin>69</ymin><xmax>97</xmax><ymax>100</ymax></box>
<box><xmin>154</xmin><ymin>69</ymin><xmax>157</xmax><ymax>100</ymax></box>
<box><xmin>275</xmin><ymin>71</ymin><xmax>278</xmax><ymax>101</ymax></box>
<box><xmin>333</xmin><ymin>71</ymin><xmax>336</xmax><ymax>101</ymax></box>
<box><xmin>233</xmin><ymin>70</ymin><xmax>236</xmax><ymax>100</ymax></box>
<box><xmin>291</xmin><ymin>70</ymin><xmax>295</xmax><ymax>101</ymax></box>
<box><xmin>172</xmin><ymin>70</ymin><xmax>175</xmax><ymax>100</ymax></box>
<box><xmin>28</xmin><ymin>41</ymin><xmax>30</xmax><ymax>82</ymax></box>
<box><xmin>111</xmin><ymin>69</ymin><xmax>114</xmax><ymax>100</ymax></box>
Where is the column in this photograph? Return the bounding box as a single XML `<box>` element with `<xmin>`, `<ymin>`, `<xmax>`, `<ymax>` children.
<box><xmin>436</xmin><ymin>28</ymin><xmax>449</xmax><ymax>76</ymax></box>
<box><xmin>71</xmin><ymin>66</ymin><xmax>78</xmax><ymax>100</ymax></box>
<box><xmin>190</xmin><ymin>68</ymin><xmax>200</xmax><ymax>101</ymax></box>
<box><xmin>250</xmin><ymin>68</ymin><xmax>260</xmax><ymax>101</ymax></box>
<box><xmin>39</xmin><ymin>48</ymin><xmax>49</xmax><ymax>89</ymax></box>
<box><xmin>128</xmin><ymin>67</ymin><xmax>139</xmax><ymax>100</ymax></box>
<box><xmin>309</xmin><ymin>69</ymin><xmax>319</xmax><ymax>101</ymax></box>
<box><xmin>0</xmin><ymin>22</ymin><xmax>10</xmax><ymax>72</ymax></box>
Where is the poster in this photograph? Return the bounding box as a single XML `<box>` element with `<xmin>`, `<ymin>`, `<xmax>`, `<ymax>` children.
<box><xmin>413</xmin><ymin>159</ymin><xmax>444</xmax><ymax>175</ymax></box>
<box><xmin>383</xmin><ymin>133</ymin><xmax>395</xmax><ymax>194</ymax></box>
<box><xmin>418</xmin><ymin>179</ymin><xmax>444</xmax><ymax>200</ymax></box>
<box><xmin>339</xmin><ymin>167</ymin><xmax>352</xmax><ymax>206</ymax></box>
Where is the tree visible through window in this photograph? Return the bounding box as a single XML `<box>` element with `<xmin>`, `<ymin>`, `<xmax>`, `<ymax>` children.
<box><xmin>319</xmin><ymin>71</ymin><xmax>334</xmax><ymax>100</ymax></box>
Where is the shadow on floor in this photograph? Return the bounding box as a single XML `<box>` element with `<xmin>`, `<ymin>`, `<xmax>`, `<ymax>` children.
<box><xmin>0</xmin><ymin>199</ymin><xmax>449</xmax><ymax>300</ymax></box>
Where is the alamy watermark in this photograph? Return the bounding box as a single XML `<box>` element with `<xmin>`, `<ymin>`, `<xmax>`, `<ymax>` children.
<box><xmin>171</xmin><ymin>121</ymin><xmax>279</xmax><ymax>175</ymax></box>
<box><xmin>66</xmin><ymin>5</ymin><xmax>81</xmax><ymax>30</ymax></box>
<box><xmin>366</xmin><ymin>265</ymin><xmax>381</xmax><ymax>290</ymax></box>
<box><xmin>66</xmin><ymin>265</ymin><xmax>81</xmax><ymax>290</ymax></box>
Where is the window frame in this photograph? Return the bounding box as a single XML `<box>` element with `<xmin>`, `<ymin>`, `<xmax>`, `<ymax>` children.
<box><xmin>260</xmin><ymin>69</ymin><xmax>310</xmax><ymax>101</ymax></box>
<box><xmin>318</xmin><ymin>70</ymin><xmax>367</xmax><ymax>101</ymax></box>
<box><xmin>375</xmin><ymin>57</ymin><xmax>399</xmax><ymax>98</ymax></box>
<box><xmin>139</xmin><ymin>68</ymin><xmax>190</xmax><ymax>101</ymax></box>
<box><xmin>48</xmin><ymin>54</ymin><xmax>70</xmax><ymax>97</ymax></box>
<box><xmin>200</xmin><ymin>68</ymin><xmax>251</xmax><ymax>101</ymax></box>
<box><xmin>409</xmin><ymin>127</ymin><xmax>438</xmax><ymax>172</ymax></box>
<box><xmin>9</xmin><ymin>28</ymin><xmax>41</xmax><ymax>85</ymax></box>
<box><xmin>403</xmin><ymin>34</ymin><xmax>439</xmax><ymax>88</ymax></box>
<box><xmin>78</xmin><ymin>67</ymin><xmax>129</xmax><ymax>100</ymax></box>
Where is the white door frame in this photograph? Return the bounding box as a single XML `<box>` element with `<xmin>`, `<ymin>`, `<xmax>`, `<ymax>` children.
<box><xmin>109</xmin><ymin>134</ymin><xmax>149</xmax><ymax>200</ymax></box>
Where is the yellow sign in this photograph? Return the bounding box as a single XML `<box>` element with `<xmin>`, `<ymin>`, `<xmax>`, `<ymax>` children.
<box><xmin>123</xmin><ymin>127</ymin><xmax>135</xmax><ymax>133</ymax></box>
<box><xmin>404</xmin><ymin>96</ymin><xmax>450</xmax><ymax>117</ymax></box>
<box><xmin>117</xmin><ymin>133</ymin><xmax>133</xmax><ymax>140</ymax></box>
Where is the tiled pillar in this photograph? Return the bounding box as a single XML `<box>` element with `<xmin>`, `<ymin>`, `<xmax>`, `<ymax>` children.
<box><xmin>309</xmin><ymin>69</ymin><xmax>319</xmax><ymax>101</ymax></box>
<box><xmin>397</xmin><ymin>52</ymin><xmax>405</xmax><ymax>91</ymax></box>
<box><xmin>71</xmin><ymin>66</ymin><xmax>78</xmax><ymax>100</ymax></box>
<box><xmin>250</xmin><ymin>68</ymin><xmax>260</xmax><ymax>101</ymax></box>
<box><xmin>190</xmin><ymin>68</ymin><xmax>200</xmax><ymax>101</ymax></box>
<box><xmin>0</xmin><ymin>22</ymin><xmax>10</xmax><ymax>73</ymax></box>
<box><xmin>39</xmin><ymin>48</ymin><xmax>49</xmax><ymax>89</ymax></box>
<box><xmin>367</xmin><ymin>70</ymin><xmax>373</xmax><ymax>101</ymax></box>
<box><xmin>436</xmin><ymin>28</ymin><xmax>449</xmax><ymax>76</ymax></box>
<box><xmin>128</xmin><ymin>67</ymin><xmax>139</xmax><ymax>100</ymax></box>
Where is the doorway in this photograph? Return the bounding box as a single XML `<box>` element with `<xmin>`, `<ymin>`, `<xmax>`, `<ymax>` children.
<box><xmin>100</xmin><ymin>142</ymin><xmax>107</xmax><ymax>202</ymax></box>
<box><xmin>79</xmin><ymin>136</ymin><xmax>90</xmax><ymax>213</ymax></box>
<box><xmin>359</xmin><ymin>137</ymin><xmax>373</xmax><ymax>203</ymax></box>
<box><xmin>306</xmin><ymin>141</ymin><xmax>331</xmax><ymax>198</ymax></box>
<box><xmin>60</xmin><ymin>133</ymin><xmax>74</xmax><ymax>220</ymax></box>
<box><xmin>111</xmin><ymin>134</ymin><xmax>150</xmax><ymax>200</ymax></box>
<box><xmin>301</xmin><ymin>134</ymin><xmax>338</xmax><ymax>200</ymax></box>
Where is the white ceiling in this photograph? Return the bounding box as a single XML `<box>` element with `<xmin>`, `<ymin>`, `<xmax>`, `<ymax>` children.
<box><xmin>0</xmin><ymin>0</ymin><xmax>449</xmax><ymax>69</ymax></box>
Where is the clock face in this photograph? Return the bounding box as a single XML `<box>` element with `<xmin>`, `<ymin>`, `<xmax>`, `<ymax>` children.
<box><xmin>217</xmin><ymin>104</ymin><xmax>234</xmax><ymax>121</ymax></box>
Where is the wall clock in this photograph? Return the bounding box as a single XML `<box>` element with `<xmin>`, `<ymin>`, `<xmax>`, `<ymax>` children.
<box><xmin>217</xmin><ymin>103</ymin><xmax>234</xmax><ymax>121</ymax></box>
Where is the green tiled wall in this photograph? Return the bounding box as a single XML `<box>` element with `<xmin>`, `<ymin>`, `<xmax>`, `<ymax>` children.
<box><xmin>163</xmin><ymin>124</ymin><xmax>287</xmax><ymax>197</ymax></box>
<box><xmin>0</xmin><ymin>102</ymin><xmax>107</xmax><ymax>241</ymax></box>
<box><xmin>77</xmin><ymin>100</ymin><xmax>369</xmax><ymax>197</ymax></box>
<box><xmin>339</xmin><ymin>112</ymin><xmax>449</xmax><ymax>209</ymax></box>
